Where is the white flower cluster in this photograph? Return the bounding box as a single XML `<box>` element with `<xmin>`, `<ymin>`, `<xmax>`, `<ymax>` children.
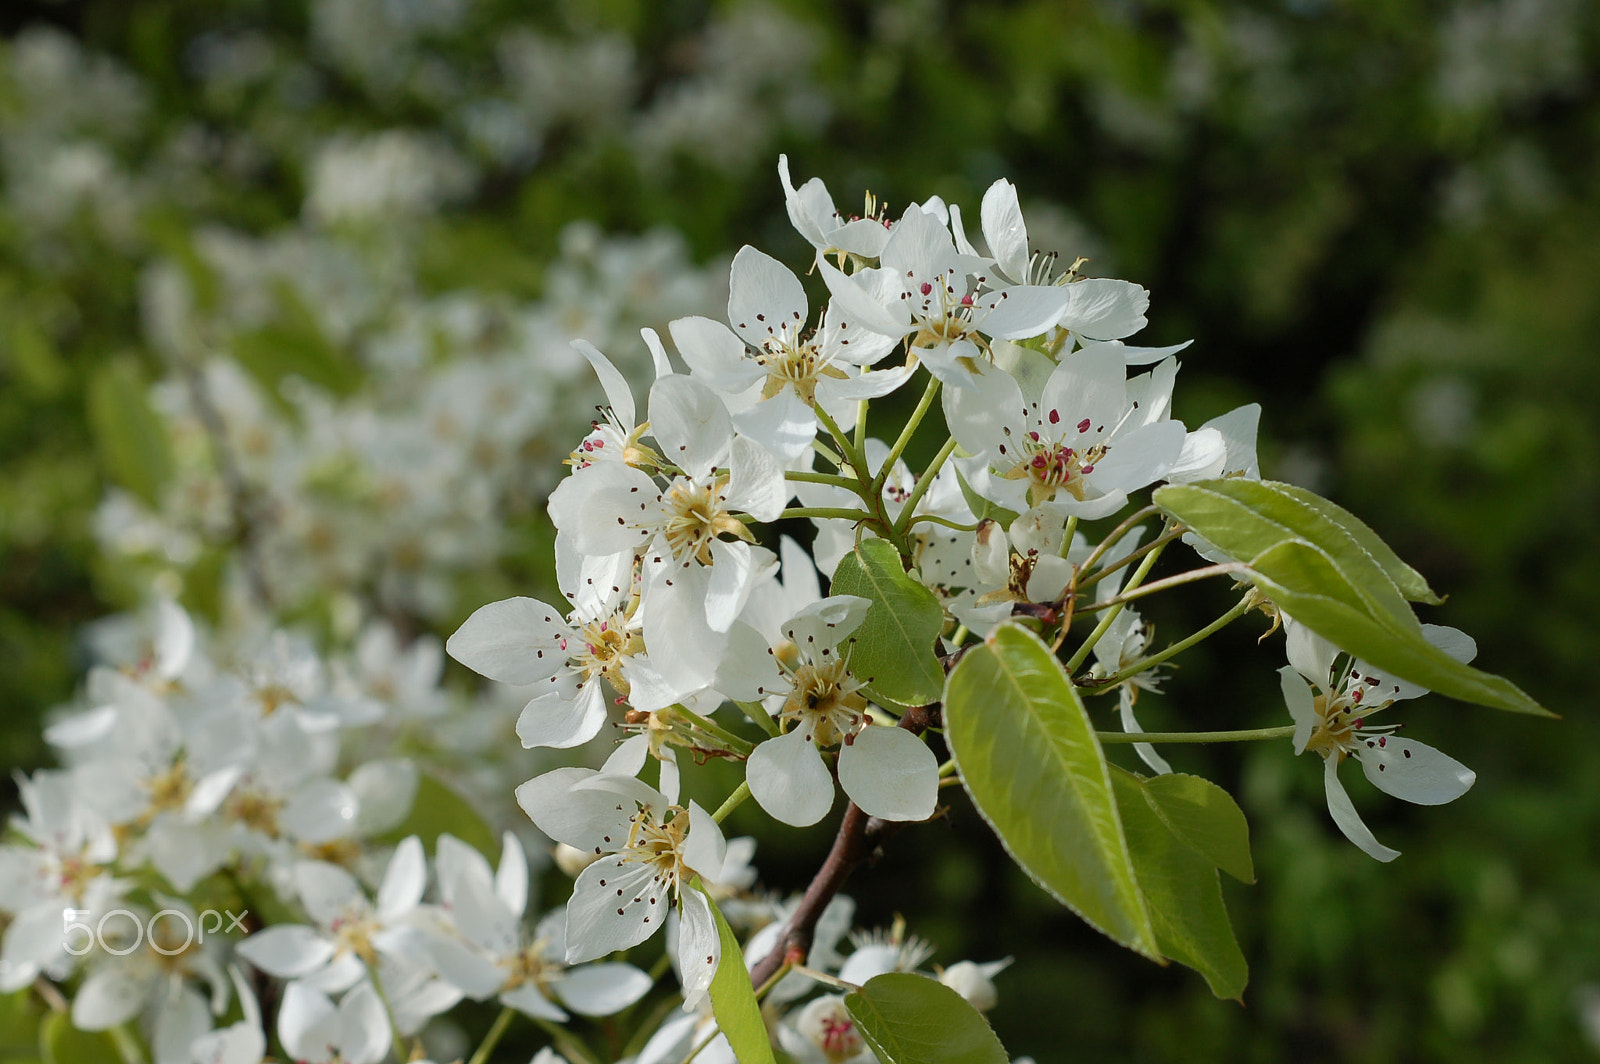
<box><xmin>96</xmin><ymin>220</ymin><xmax>724</xmax><ymax>622</ymax></box>
<box><xmin>0</xmin><ymin>597</ymin><xmax>1010</xmax><ymax>1063</ymax></box>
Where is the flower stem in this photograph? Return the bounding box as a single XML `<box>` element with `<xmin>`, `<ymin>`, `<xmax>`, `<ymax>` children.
<box><xmin>1089</xmin><ymin>593</ymin><xmax>1256</xmax><ymax>690</ymax></box>
<box><xmin>674</xmin><ymin>705</ymin><xmax>754</xmax><ymax>756</ymax></box>
<box><xmin>712</xmin><ymin>780</ymin><xmax>751</xmax><ymax>823</ymax></box>
<box><xmin>1097</xmin><ymin>725</ymin><xmax>1295</xmax><ymax>744</ymax></box>
<box><xmin>467</xmin><ymin>1007</ymin><xmax>516</xmax><ymax>1064</ymax></box>
<box><xmin>776</xmin><ymin>506</ymin><xmax>880</xmax><ymax>525</ymax></box>
<box><xmin>784</xmin><ymin>469</ymin><xmax>871</xmax><ymax>495</ymax></box>
<box><xmin>875</xmin><ymin>374</ymin><xmax>940</xmax><ymax>499</ymax></box>
<box><xmin>1064</xmin><ymin>540</ymin><xmax>1167</xmax><ymax>674</ymax></box>
<box><xmin>893</xmin><ymin>437</ymin><xmax>961</xmax><ymax>535</ymax></box>
<box><xmin>529</xmin><ymin>1016</ymin><xmax>603</xmax><ymax>1064</ymax></box>
<box><xmin>1079</xmin><ymin>562</ymin><xmax>1252</xmax><ymax>611</ymax></box>
<box><xmin>855</xmin><ymin>398</ymin><xmax>869</xmax><ymax>454</ymax></box>
<box><xmin>902</xmin><ymin>512</ymin><xmax>980</xmax><ymax>533</ymax></box>
<box><xmin>733</xmin><ymin>699</ymin><xmax>780</xmax><ymax>737</ymax></box>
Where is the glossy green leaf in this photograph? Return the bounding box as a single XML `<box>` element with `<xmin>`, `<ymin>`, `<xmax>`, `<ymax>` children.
<box><xmin>1251</xmin><ymin>540</ymin><xmax>1550</xmax><ymax>716</ymax></box>
<box><xmin>1154</xmin><ymin>478</ymin><xmax>1419</xmax><ymax>632</ymax></box>
<box><xmin>86</xmin><ymin>356</ymin><xmax>173</xmax><ymax>508</ymax></box>
<box><xmin>1142</xmin><ymin>773</ymin><xmax>1255</xmax><ymax>884</ymax></box>
<box><xmin>703</xmin><ymin>884</ymin><xmax>777</xmax><ymax>1064</ymax></box>
<box><xmin>1111</xmin><ymin>767</ymin><xmax>1248</xmax><ymax>1001</ymax></box>
<box><xmin>844</xmin><ymin>973</ymin><xmax>1008</xmax><ymax>1064</ymax></box>
<box><xmin>40</xmin><ymin>1012</ymin><xmax>122</xmax><ymax>1064</ymax></box>
<box><xmin>945</xmin><ymin>622</ymin><xmax>1159</xmax><ymax>958</ymax></box>
<box><xmin>1156</xmin><ymin>480</ymin><xmax>1549</xmax><ymax>717</ymax></box>
<box><xmin>373</xmin><ymin>773</ymin><xmax>495</xmax><ymax>859</ymax></box>
<box><xmin>829</xmin><ymin>537</ymin><xmax>945</xmax><ymax>706</ymax></box>
<box><xmin>1268</xmin><ymin>481</ymin><xmax>1443</xmax><ymax>604</ymax></box>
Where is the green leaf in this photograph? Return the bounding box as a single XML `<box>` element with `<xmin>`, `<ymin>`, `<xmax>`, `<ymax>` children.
<box><xmin>1110</xmin><ymin>767</ymin><xmax>1249</xmax><ymax>1001</ymax></box>
<box><xmin>1153</xmin><ymin>479</ymin><xmax>1419</xmax><ymax>632</ymax></box>
<box><xmin>1156</xmin><ymin>480</ymin><xmax>1550</xmax><ymax>717</ymax></box>
<box><xmin>373</xmin><ymin>772</ymin><xmax>495</xmax><ymax>859</ymax></box>
<box><xmin>86</xmin><ymin>355</ymin><xmax>174</xmax><ymax>508</ymax></box>
<box><xmin>945</xmin><ymin>622</ymin><xmax>1159</xmax><ymax>958</ymax></box>
<box><xmin>0</xmin><ymin>989</ymin><xmax>42</xmax><ymax>1055</ymax></box>
<box><xmin>829</xmin><ymin>538</ymin><xmax>946</xmax><ymax>706</ymax></box>
<box><xmin>1267</xmin><ymin>481</ymin><xmax>1443</xmax><ymax>604</ymax></box>
<box><xmin>39</xmin><ymin>1013</ymin><xmax>122</xmax><ymax>1064</ymax></box>
<box><xmin>703</xmin><ymin>884</ymin><xmax>776</xmax><ymax>1064</ymax></box>
<box><xmin>1251</xmin><ymin>540</ymin><xmax>1550</xmax><ymax>717</ymax></box>
<box><xmin>844</xmin><ymin>973</ymin><xmax>1008</xmax><ymax>1064</ymax></box>
<box><xmin>1141</xmin><ymin>773</ymin><xmax>1255</xmax><ymax>883</ymax></box>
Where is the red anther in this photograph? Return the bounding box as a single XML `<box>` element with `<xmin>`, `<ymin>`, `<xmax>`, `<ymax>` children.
<box><xmin>1048</xmin><ymin>409</ymin><xmax>1060</xmax><ymax>424</ymax></box>
<box><xmin>1080</xmin><ymin>464</ymin><xmax>1094</xmax><ymax>475</ymax></box>
<box><xmin>920</xmin><ymin>281</ymin><xmax>933</xmax><ymax>296</ymax></box>
<box><xmin>1077</xmin><ymin>418</ymin><xmax>1092</xmax><ymax>433</ymax></box>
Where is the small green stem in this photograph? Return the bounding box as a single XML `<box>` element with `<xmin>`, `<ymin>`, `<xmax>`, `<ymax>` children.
<box><xmin>1065</xmin><ymin>541</ymin><xmax>1167</xmax><ymax>674</ymax></box>
<box><xmin>755</xmin><ymin>960</ymin><xmax>795</xmax><ymax>1001</ymax></box>
<box><xmin>937</xmin><ymin>758</ymin><xmax>958</xmax><ymax>778</ymax></box>
<box><xmin>855</xmin><ymin>399</ymin><xmax>869</xmax><ymax>454</ymax></box>
<box><xmin>875</xmin><ymin>374</ymin><xmax>941</xmax><ymax>499</ymax></box>
<box><xmin>1076</xmin><ymin>526</ymin><xmax>1187</xmax><ymax>593</ymax></box>
<box><xmin>1056</xmin><ymin>514</ymin><xmax>1079</xmax><ymax>559</ymax></box>
<box><xmin>1097</xmin><ymin>725</ymin><xmax>1295</xmax><ymax>744</ymax></box>
<box><xmin>1090</xmin><ymin>594</ymin><xmax>1255</xmax><ymax>690</ymax></box>
<box><xmin>713</xmin><ymin>780</ymin><xmax>752</xmax><ymax>823</ymax></box>
<box><xmin>777</xmin><ymin>506</ymin><xmax>881</xmax><ymax>525</ymax></box>
<box><xmin>811</xmin><ymin>439</ymin><xmax>843</xmax><ymax>468</ymax></box>
<box><xmin>893</xmin><ymin>436</ymin><xmax>961</xmax><ymax>534</ymax></box>
<box><xmin>1081</xmin><ymin>562</ymin><xmax>1252</xmax><ymax>612</ymax></box>
<box><xmin>467</xmin><ymin>1007</ymin><xmax>516</xmax><ymax>1064</ymax></box>
<box><xmin>1074</xmin><ymin>504</ymin><xmax>1160</xmax><ymax>572</ymax></box>
<box><xmin>785</xmin><ymin>469</ymin><xmax>871</xmax><ymax>496</ymax></box>
<box><xmin>902</xmin><ymin>512</ymin><xmax>981</xmax><ymax>533</ymax></box>
<box><xmin>815</xmin><ymin>404</ymin><xmax>864</xmax><ymax>478</ymax></box>
<box><xmin>674</xmin><ymin>705</ymin><xmax>754</xmax><ymax>757</ymax></box>
<box><xmin>530</xmin><ymin>1016</ymin><xmax>603</xmax><ymax>1064</ymax></box>
<box><xmin>734</xmin><ymin>699</ymin><xmax>780</xmax><ymax>737</ymax></box>
<box><xmin>109</xmin><ymin>1024</ymin><xmax>146</xmax><ymax>1064</ymax></box>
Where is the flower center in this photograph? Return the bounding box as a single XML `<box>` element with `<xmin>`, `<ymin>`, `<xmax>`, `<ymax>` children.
<box><xmin>779</xmin><ymin>658</ymin><xmax>868</xmax><ymax>747</ymax></box>
<box><xmin>621</xmin><ymin>804</ymin><xmax>692</xmax><ymax>888</ymax></box>
<box><xmin>756</xmin><ymin>332</ymin><xmax>846</xmax><ymax>406</ymax></box>
<box><xmin>329</xmin><ymin>909</ymin><xmax>381</xmax><ymax>967</ymax></box>
<box><xmin>572</xmin><ymin>610</ymin><xmax>643</xmax><ymax>696</ymax></box>
<box><xmin>659</xmin><ymin>477</ymin><xmax>752</xmax><ymax>566</ymax></box>
<box><xmin>1001</xmin><ymin>424</ymin><xmax>1104</xmax><ymax>507</ymax></box>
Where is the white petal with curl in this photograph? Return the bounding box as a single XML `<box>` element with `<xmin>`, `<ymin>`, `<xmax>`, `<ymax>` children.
<box><xmin>1322</xmin><ymin>756</ymin><xmax>1400</xmax><ymax>862</ymax></box>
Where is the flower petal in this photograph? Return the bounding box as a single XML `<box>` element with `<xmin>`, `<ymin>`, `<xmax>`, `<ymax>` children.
<box><xmin>837</xmin><ymin>726</ymin><xmax>938</xmax><ymax>822</ymax></box>
<box><xmin>557</xmin><ymin>962</ymin><xmax>654</xmax><ymax>1016</ymax></box>
<box><xmin>564</xmin><ymin>858</ymin><xmax>667</xmax><ymax>964</ymax></box>
<box><xmin>1358</xmin><ymin>738</ymin><xmax>1475</xmax><ymax>806</ymax></box>
<box><xmin>446</xmin><ymin>597</ymin><xmax>572</xmax><ymax>686</ymax></box>
<box><xmin>1322</xmin><ymin>756</ymin><xmax>1400</xmax><ymax>862</ymax></box>
<box><xmin>747</xmin><ymin>727</ymin><xmax>835</xmax><ymax>827</ymax></box>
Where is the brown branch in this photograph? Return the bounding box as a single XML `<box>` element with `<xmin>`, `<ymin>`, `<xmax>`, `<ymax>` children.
<box><xmin>749</xmin><ymin>702</ymin><xmax>941</xmax><ymax>988</ymax></box>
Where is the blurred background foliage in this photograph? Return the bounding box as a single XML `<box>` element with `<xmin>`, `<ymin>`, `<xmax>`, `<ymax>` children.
<box><xmin>2</xmin><ymin>0</ymin><xmax>1598</xmax><ymax>1060</ymax></box>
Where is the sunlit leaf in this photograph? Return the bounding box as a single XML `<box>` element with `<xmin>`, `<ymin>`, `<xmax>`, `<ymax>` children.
<box><xmin>845</xmin><ymin>973</ymin><xmax>1008</xmax><ymax>1064</ymax></box>
<box><xmin>1142</xmin><ymin>773</ymin><xmax>1254</xmax><ymax>884</ymax></box>
<box><xmin>829</xmin><ymin>538</ymin><xmax>945</xmax><ymax>707</ymax></box>
<box><xmin>945</xmin><ymin>622</ymin><xmax>1159</xmax><ymax>958</ymax></box>
<box><xmin>1111</xmin><ymin>767</ymin><xmax>1248</xmax><ymax>1001</ymax></box>
<box><xmin>704</xmin><ymin>886</ymin><xmax>776</xmax><ymax>1064</ymax></box>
